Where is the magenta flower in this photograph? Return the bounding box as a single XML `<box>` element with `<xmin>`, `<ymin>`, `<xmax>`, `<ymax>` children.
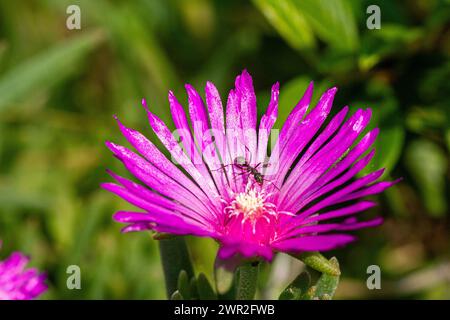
<box><xmin>0</xmin><ymin>244</ymin><xmax>47</xmax><ymax>300</ymax></box>
<box><xmin>103</xmin><ymin>70</ymin><xmax>398</xmax><ymax>262</ymax></box>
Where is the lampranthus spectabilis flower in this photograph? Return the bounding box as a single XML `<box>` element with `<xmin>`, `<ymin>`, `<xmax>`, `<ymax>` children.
<box><xmin>102</xmin><ymin>70</ymin><xmax>399</xmax><ymax>262</ymax></box>
<box><xmin>0</xmin><ymin>243</ymin><xmax>47</xmax><ymax>300</ymax></box>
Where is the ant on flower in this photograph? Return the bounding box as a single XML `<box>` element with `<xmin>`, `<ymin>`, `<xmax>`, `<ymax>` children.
<box><xmin>213</xmin><ymin>146</ymin><xmax>279</xmax><ymax>190</ymax></box>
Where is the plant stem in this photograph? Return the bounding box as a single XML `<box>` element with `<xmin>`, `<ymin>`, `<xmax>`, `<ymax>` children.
<box><xmin>158</xmin><ymin>237</ymin><xmax>194</xmax><ymax>298</ymax></box>
<box><xmin>236</xmin><ymin>262</ymin><xmax>259</xmax><ymax>300</ymax></box>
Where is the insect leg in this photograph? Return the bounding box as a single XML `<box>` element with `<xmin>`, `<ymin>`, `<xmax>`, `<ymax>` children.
<box><xmin>211</xmin><ymin>163</ymin><xmax>233</xmax><ymax>172</ymax></box>
<box><xmin>262</xmin><ymin>178</ymin><xmax>280</xmax><ymax>191</ymax></box>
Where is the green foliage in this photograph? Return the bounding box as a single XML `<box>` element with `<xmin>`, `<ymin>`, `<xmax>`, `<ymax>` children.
<box><xmin>172</xmin><ymin>270</ymin><xmax>217</xmax><ymax>300</ymax></box>
<box><xmin>406</xmin><ymin>139</ymin><xmax>447</xmax><ymax>217</ymax></box>
<box><xmin>177</xmin><ymin>270</ymin><xmax>191</xmax><ymax>299</ymax></box>
<box><xmin>278</xmin><ymin>271</ymin><xmax>311</xmax><ymax>300</ymax></box>
<box><xmin>170</xmin><ymin>290</ymin><xmax>183</xmax><ymax>300</ymax></box>
<box><xmin>253</xmin><ymin>0</ymin><xmax>316</xmax><ymax>51</ymax></box>
<box><xmin>293</xmin><ymin>251</ymin><xmax>341</xmax><ymax>276</ymax></box>
<box><xmin>196</xmin><ymin>273</ymin><xmax>217</xmax><ymax>300</ymax></box>
<box><xmin>159</xmin><ymin>238</ymin><xmax>195</xmax><ymax>298</ymax></box>
<box><xmin>0</xmin><ymin>31</ymin><xmax>103</xmax><ymax>111</ymax></box>
<box><xmin>351</xmin><ymin>79</ymin><xmax>405</xmax><ymax>178</ymax></box>
<box><xmin>236</xmin><ymin>263</ymin><xmax>259</xmax><ymax>300</ymax></box>
<box><xmin>254</xmin><ymin>0</ymin><xmax>359</xmax><ymax>52</ymax></box>
<box><xmin>313</xmin><ymin>257</ymin><xmax>340</xmax><ymax>299</ymax></box>
<box><xmin>279</xmin><ymin>257</ymin><xmax>340</xmax><ymax>300</ymax></box>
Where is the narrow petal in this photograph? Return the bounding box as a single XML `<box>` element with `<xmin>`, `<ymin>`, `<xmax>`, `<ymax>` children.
<box><xmin>339</xmin><ymin>179</ymin><xmax>402</xmax><ymax>202</ymax></box>
<box><xmin>269</xmin><ymin>87</ymin><xmax>337</xmax><ymax>189</ymax></box>
<box><xmin>335</xmin><ymin>216</ymin><xmax>384</xmax><ymax>231</ymax></box>
<box><xmin>186</xmin><ymin>84</ymin><xmax>231</xmax><ymax>196</ymax></box>
<box><xmin>205</xmin><ymin>81</ymin><xmax>225</xmax><ymax>134</ymax></box>
<box><xmin>102</xmin><ymin>182</ymin><xmax>214</xmax><ymax>229</ymax></box>
<box><xmin>279</xmin><ymin>216</ymin><xmax>382</xmax><ymax>240</ymax></box>
<box><xmin>294</xmin><ymin>168</ymin><xmax>386</xmax><ymax>221</ymax></box>
<box><xmin>256</xmin><ymin>82</ymin><xmax>279</xmax><ymax>165</ymax></box>
<box><xmin>113</xmin><ymin>211</ymin><xmax>211</xmax><ymax>236</ymax></box>
<box><xmin>167</xmin><ymin>94</ymin><xmax>218</xmax><ymax>193</ymax></box>
<box><xmin>226</xmin><ymin>89</ymin><xmax>245</xmax><ymax>191</ymax></box>
<box><xmin>304</xmin><ymin>201</ymin><xmax>377</xmax><ymax>224</ymax></box>
<box><xmin>114</xmin><ymin>117</ymin><xmax>212</xmax><ymax>206</ymax></box>
<box><xmin>146</xmin><ymin>110</ymin><xmax>223</xmax><ymax>212</ymax></box>
<box><xmin>105</xmin><ymin>141</ymin><xmax>219</xmax><ymax>220</ymax></box>
<box><xmin>205</xmin><ymin>81</ymin><xmax>235</xmax><ymax>197</ymax></box>
<box><xmin>235</xmin><ymin>70</ymin><xmax>257</xmax><ymax>163</ymax></box>
<box><xmin>272</xmin><ymin>234</ymin><xmax>356</xmax><ymax>252</ymax></box>
<box><xmin>297</xmin><ymin>128</ymin><xmax>380</xmax><ymax>202</ymax></box>
<box><xmin>293</xmin><ymin>106</ymin><xmax>349</xmax><ymax>171</ymax></box>
<box><xmin>280</xmin><ymin>108</ymin><xmax>372</xmax><ymax>209</ymax></box>
<box><xmin>121</xmin><ymin>223</ymin><xmax>153</xmax><ymax>233</ymax></box>
<box><xmin>279</xmin><ymin>82</ymin><xmax>313</xmax><ymax>152</ymax></box>
<box><xmin>106</xmin><ymin>170</ymin><xmax>214</xmax><ymax>226</ymax></box>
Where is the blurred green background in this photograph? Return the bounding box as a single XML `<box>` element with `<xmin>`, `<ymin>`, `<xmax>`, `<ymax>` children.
<box><xmin>0</xmin><ymin>0</ymin><xmax>449</xmax><ymax>299</ymax></box>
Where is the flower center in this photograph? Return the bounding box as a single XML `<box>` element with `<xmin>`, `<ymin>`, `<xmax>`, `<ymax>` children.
<box><xmin>224</xmin><ymin>184</ymin><xmax>278</xmax><ymax>234</ymax></box>
<box><xmin>234</xmin><ymin>190</ymin><xmax>267</xmax><ymax>220</ymax></box>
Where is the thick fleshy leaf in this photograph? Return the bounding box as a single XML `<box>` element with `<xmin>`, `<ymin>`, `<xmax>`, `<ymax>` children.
<box><xmin>278</xmin><ymin>271</ymin><xmax>311</xmax><ymax>300</ymax></box>
<box><xmin>313</xmin><ymin>257</ymin><xmax>340</xmax><ymax>299</ymax></box>
<box><xmin>196</xmin><ymin>273</ymin><xmax>217</xmax><ymax>300</ymax></box>
<box><xmin>292</xmin><ymin>252</ymin><xmax>340</xmax><ymax>276</ymax></box>
<box><xmin>177</xmin><ymin>270</ymin><xmax>191</xmax><ymax>300</ymax></box>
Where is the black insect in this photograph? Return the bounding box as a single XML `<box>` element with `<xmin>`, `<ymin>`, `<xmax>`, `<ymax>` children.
<box><xmin>231</xmin><ymin>155</ymin><xmax>267</xmax><ymax>185</ymax></box>
<box><xmin>213</xmin><ymin>147</ymin><xmax>279</xmax><ymax>189</ymax></box>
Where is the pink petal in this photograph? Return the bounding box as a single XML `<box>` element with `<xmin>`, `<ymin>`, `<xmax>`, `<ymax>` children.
<box><xmin>272</xmin><ymin>234</ymin><xmax>356</xmax><ymax>252</ymax></box>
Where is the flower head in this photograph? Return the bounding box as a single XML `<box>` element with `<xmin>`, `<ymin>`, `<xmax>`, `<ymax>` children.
<box><xmin>103</xmin><ymin>70</ymin><xmax>398</xmax><ymax>261</ymax></box>
<box><xmin>0</xmin><ymin>244</ymin><xmax>47</xmax><ymax>300</ymax></box>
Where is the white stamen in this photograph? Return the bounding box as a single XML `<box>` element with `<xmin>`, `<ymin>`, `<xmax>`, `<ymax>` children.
<box><xmin>223</xmin><ymin>185</ymin><xmax>292</xmax><ymax>234</ymax></box>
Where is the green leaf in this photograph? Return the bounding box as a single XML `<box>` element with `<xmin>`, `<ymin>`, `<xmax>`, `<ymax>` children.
<box><xmin>313</xmin><ymin>257</ymin><xmax>340</xmax><ymax>299</ymax></box>
<box><xmin>253</xmin><ymin>0</ymin><xmax>316</xmax><ymax>51</ymax></box>
<box><xmin>446</xmin><ymin>130</ymin><xmax>450</xmax><ymax>152</ymax></box>
<box><xmin>301</xmin><ymin>286</ymin><xmax>317</xmax><ymax>300</ymax></box>
<box><xmin>406</xmin><ymin>107</ymin><xmax>448</xmax><ymax>134</ymax></box>
<box><xmin>236</xmin><ymin>262</ymin><xmax>259</xmax><ymax>300</ymax></box>
<box><xmin>374</xmin><ymin>124</ymin><xmax>404</xmax><ymax>177</ymax></box>
<box><xmin>0</xmin><ymin>41</ymin><xmax>6</xmax><ymax>63</ymax></box>
<box><xmin>278</xmin><ymin>271</ymin><xmax>311</xmax><ymax>300</ymax></box>
<box><xmin>292</xmin><ymin>0</ymin><xmax>359</xmax><ymax>51</ymax></box>
<box><xmin>0</xmin><ymin>30</ymin><xmax>103</xmax><ymax>112</ymax></box>
<box><xmin>253</xmin><ymin>0</ymin><xmax>359</xmax><ymax>52</ymax></box>
<box><xmin>405</xmin><ymin>139</ymin><xmax>447</xmax><ymax>217</ymax></box>
<box><xmin>292</xmin><ymin>252</ymin><xmax>340</xmax><ymax>276</ymax></box>
<box><xmin>79</xmin><ymin>0</ymin><xmax>181</xmax><ymax>111</ymax></box>
<box><xmin>359</xmin><ymin>24</ymin><xmax>423</xmax><ymax>71</ymax></box>
<box><xmin>353</xmin><ymin>81</ymin><xmax>405</xmax><ymax>178</ymax></box>
<box><xmin>159</xmin><ymin>238</ymin><xmax>195</xmax><ymax>299</ymax></box>
<box><xmin>196</xmin><ymin>273</ymin><xmax>217</xmax><ymax>300</ymax></box>
<box><xmin>177</xmin><ymin>270</ymin><xmax>191</xmax><ymax>300</ymax></box>
<box><xmin>189</xmin><ymin>276</ymin><xmax>199</xmax><ymax>300</ymax></box>
<box><xmin>170</xmin><ymin>290</ymin><xmax>183</xmax><ymax>300</ymax></box>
